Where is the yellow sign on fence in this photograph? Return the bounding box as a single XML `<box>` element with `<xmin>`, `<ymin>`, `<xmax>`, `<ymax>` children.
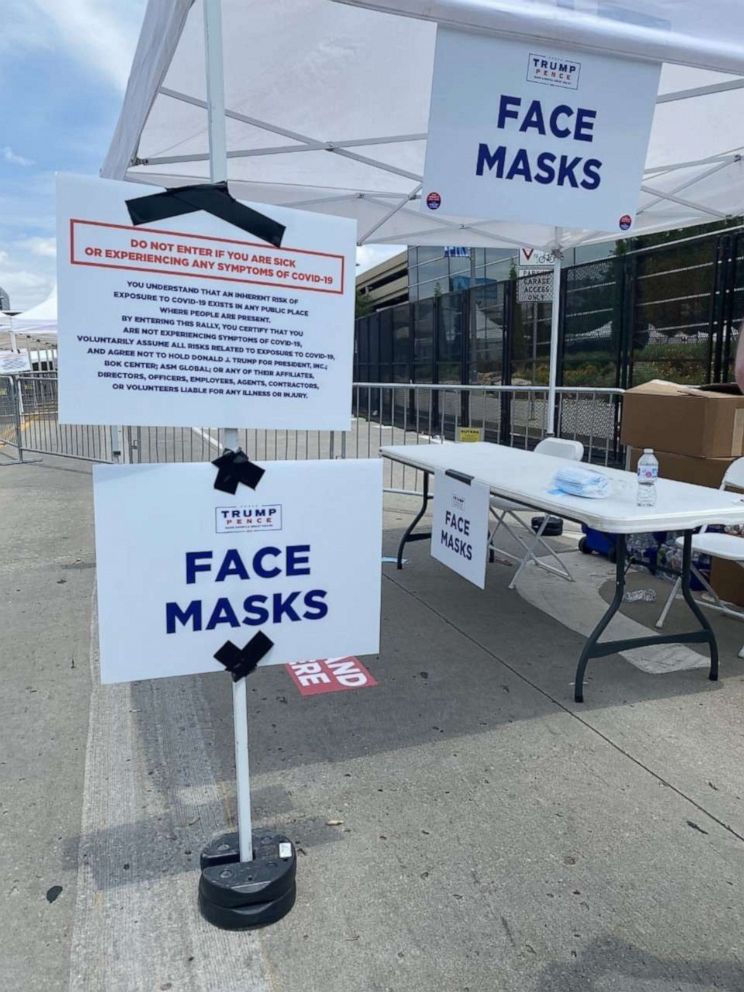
<box><xmin>458</xmin><ymin>427</ymin><xmax>484</xmax><ymax>443</ymax></box>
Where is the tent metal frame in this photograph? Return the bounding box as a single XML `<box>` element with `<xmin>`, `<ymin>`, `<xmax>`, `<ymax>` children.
<box><xmin>104</xmin><ymin>0</ymin><xmax>744</xmax><ymax>441</ymax></box>
<box><xmin>126</xmin><ymin>79</ymin><xmax>744</xmax><ymax>250</ymax></box>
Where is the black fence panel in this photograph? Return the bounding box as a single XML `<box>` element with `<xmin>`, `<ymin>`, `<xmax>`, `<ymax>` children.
<box><xmin>630</xmin><ymin>240</ymin><xmax>716</xmax><ymax>386</ymax></box>
<box><xmin>356</xmin><ymin>228</ymin><xmax>744</xmax><ymax>392</ymax></box>
<box><xmin>723</xmin><ymin>233</ymin><xmax>744</xmax><ymax>381</ymax></box>
<box><xmin>561</xmin><ymin>258</ymin><xmax>622</xmax><ymax>388</ymax></box>
<box><xmin>470</xmin><ymin>280</ymin><xmax>505</xmax><ymax>386</ymax></box>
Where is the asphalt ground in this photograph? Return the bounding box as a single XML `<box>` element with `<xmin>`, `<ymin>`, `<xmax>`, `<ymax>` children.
<box><xmin>2</xmin><ymin>446</ymin><xmax>744</xmax><ymax>992</ymax></box>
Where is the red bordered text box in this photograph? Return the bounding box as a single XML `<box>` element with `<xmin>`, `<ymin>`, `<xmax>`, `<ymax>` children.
<box><xmin>69</xmin><ymin>220</ymin><xmax>345</xmax><ymax>295</ymax></box>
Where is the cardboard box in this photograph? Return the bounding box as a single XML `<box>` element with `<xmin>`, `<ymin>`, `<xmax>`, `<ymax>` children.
<box><xmin>621</xmin><ymin>380</ymin><xmax>744</xmax><ymax>458</ymax></box>
<box><xmin>710</xmin><ymin>555</ymin><xmax>744</xmax><ymax>608</ymax></box>
<box><xmin>628</xmin><ymin>447</ymin><xmax>737</xmax><ymax>489</ymax></box>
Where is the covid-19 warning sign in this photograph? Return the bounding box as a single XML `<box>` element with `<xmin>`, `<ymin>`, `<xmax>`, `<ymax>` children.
<box><xmin>57</xmin><ymin>174</ymin><xmax>356</xmax><ymax>430</ymax></box>
<box><xmin>422</xmin><ymin>30</ymin><xmax>660</xmax><ymax>232</ymax></box>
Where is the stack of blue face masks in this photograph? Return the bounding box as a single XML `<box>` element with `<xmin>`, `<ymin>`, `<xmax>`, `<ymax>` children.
<box><xmin>552</xmin><ymin>466</ymin><xmax>610</xmax><ymax>499</ymax></box>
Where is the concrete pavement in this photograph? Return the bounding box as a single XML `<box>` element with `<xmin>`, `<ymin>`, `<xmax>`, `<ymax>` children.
<box><xmin>0</xmin><ymin>454</ymin><xmax>94</xmax><ymax>991</ymax></box>
<box><xmin>2</xmin><ymin>454</ymin><xmax>744</xmax><ymax>991</ymax></box>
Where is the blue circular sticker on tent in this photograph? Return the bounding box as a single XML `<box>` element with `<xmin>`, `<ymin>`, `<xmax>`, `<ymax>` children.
<box><xmin>426</xmin><ymin>192</ymin><xmax>442</xmax><ymax>211</ymax></box>
<box><xmin>619</xmin><ymin>214</ymin><xmax>632</xmax><ymax>231</ymax></box>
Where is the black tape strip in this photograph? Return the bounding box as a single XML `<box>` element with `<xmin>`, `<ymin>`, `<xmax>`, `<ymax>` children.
<box><xmin>126</xmin><ymin>181</ymin><xmax>285</xmax><ymax>248</ymax></box>
<box><xmin>212</xmin><ymin>448</ymin><xmax>266</xmax><ymax>494</ymax></box>
<box><xmin>445</xmin><ymin>469</ymin><xmax>473</xmax><ymax>486</ymax></box>
<box><xmin>214</xmin><ymin>631</ymin><xmax>274</xmax><ymax>682</ymax></box>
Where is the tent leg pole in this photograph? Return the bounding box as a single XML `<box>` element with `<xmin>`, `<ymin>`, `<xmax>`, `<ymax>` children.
<box><xmin>203</xmin><ymin>0</ymin><xmax>227</xmax><ymax>186</ymax></box>
<box><xmin>546</xmin><ymin>230</ymin><xmax>562</xmax><ymax>437</ymax></box>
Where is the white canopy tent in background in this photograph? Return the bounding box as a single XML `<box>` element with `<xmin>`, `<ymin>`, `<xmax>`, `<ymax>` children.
<box><xmin>0</xmin><ymin>287</ymin><xmax>58</xmax><ymax>349</ymax></box>
<box><xmin>103</xmin><ymin>0</ymin><xmax>744</xmax><ymax>430</ymax></box>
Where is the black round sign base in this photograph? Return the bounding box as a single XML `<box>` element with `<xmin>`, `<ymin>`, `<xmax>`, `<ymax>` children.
<box><xmin>199</xmin><ymin>881</ymin><xmax>297</xmax><ymax>930</ymax></box>
<box><xmin>198</xmin><ymin>830</ymin><xmax>297</xmax><ymax>930</ymax></box>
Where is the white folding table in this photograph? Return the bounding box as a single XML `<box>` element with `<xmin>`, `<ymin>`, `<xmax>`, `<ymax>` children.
<box><xmin>381</xmin><ymin>442</ymin><xmax>744</xmax><ymax>702</ymax></box>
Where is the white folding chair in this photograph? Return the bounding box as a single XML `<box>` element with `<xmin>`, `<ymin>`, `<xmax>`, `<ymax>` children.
<box><xmin>656</xmin><ymin>457</ymin><xmax>744</xmax><ymax>658</ymax></box>
<box><xmin>489</xmin><ymin>437</ymin><xmax>584</xmax><ymax>591</ymax></box>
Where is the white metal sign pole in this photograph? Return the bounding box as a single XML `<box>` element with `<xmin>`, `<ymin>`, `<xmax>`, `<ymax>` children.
<box><xmin>546</xmin><ymin>229</ymin><xmax>562</xmax><ymax>437</ymax></box>
<box><xmin>203</xmin><ymin>0</ymin><xmax>253</xmax><ymax>865</ymax></box>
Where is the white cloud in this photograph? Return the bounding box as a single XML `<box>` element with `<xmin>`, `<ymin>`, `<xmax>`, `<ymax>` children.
<box><xmin>0</xmin><ymin>269</ymin><xmax>53</xmax><ymax>309</ymax></box>
<box><xmin>0</xmin><ymin>2</ymin><xmax>52</xmax><ymax>54</ymax></box>
<box><xmin>356</xmin><ymin>244</ymin><xmax>407</xmax><ymax>275</ymax></box>
<box><xmin>0</xmin><ymin>237</ymin><xmax>56</xmax><ymax>310</ymax></box>
<box><xmin>16</xmin><ymin>237</ymin><xmax>56</xmax><ymax>259</ymax></box>
<box><xmin>33</xmin><ymin>0</ymin><xmax>146</xmax><ymax>90</ymax></box>
<box><xmin>0</xmin><ymin>0</ymin><xmax>145</xmax><ymax>91</ymax></box>
<box><xmin>2</xmin><ymin>146</ymin><xmax>34</xmax><ymax>167</ymax></box>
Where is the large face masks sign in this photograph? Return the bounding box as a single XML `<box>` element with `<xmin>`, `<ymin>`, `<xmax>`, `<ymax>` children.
<box><xmin>93</xmin><ymin>459</ymin><xmax>383</xmax><ymax>684</ymax></box>
<box><xmin>57</xmin><ymin>174</ymin><xmax>356</xmax><ymax>430</ymax></box>
<box><xmin>422</xmin><ymin>30</ymin><xmax>660</xmax><ymax>233</ymax></box>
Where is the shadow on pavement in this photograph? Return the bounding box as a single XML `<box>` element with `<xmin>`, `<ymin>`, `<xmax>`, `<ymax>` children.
<box><xmin>536</xmin><ymin>935</ymin><xmax>744</xmax><ymax>991</ymax></box>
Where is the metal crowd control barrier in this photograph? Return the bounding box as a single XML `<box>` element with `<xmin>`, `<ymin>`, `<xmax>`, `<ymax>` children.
<box><xmin>350</xmin><ymin>382</ymin><xmax>624</xmax><ymax>495</ymax></box>
<box><xmin>0</xmin><ymin>375</ymin><xmax>24</xmax><ymax>461</ymax></box>
<box><xmin>3</xmin><ymin>372</ymin><xmax>114</xmax><ymax>463</ymax></box>
<box><xmin>0</xmin><ymin>373</ymin><xmax>624</xmax><ymax>497</ymax></box>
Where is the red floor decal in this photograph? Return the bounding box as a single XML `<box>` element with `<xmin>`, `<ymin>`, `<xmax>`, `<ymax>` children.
<box><xmin>285</xmin><ymin>656</ymin><xmax>378</xmax><ymax>696</ymax></box>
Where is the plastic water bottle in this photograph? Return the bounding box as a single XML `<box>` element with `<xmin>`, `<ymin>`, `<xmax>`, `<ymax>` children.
<box><xmin>636</xmin><ymin>448</ymin><xmax>659</xmax><ymax>507</ymax></box>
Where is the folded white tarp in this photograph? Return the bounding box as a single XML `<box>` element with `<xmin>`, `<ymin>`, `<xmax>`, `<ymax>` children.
<box><xmin>103</xmin><ymin>0</ymin><xmax>744</xmax><ymax>252</ymax></box>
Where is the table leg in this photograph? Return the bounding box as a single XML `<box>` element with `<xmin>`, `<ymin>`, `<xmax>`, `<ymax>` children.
<box><xmin>573</xmin><ymin>531</ymin><xmax>719</xmax><ymax>703</ymax></box>
<box><xmin>679</xmin><ymin>530</ymin><xmax>718</xmax><ymax>683</ymax></box>
<box><xmin>574</xmin><ymin>534</ymin><xmax>628</xmax><ymax>703</ymax></box>
<box><xmin>397</xmin><ymin>472</ymin><xmax>432</xmax><ymax>569</ymax></box>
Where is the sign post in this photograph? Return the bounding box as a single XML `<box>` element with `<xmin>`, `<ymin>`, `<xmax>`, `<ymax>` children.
<box><xmin>92</xmin><ymin>460</ymin><xmax>383</xmax><ymax>928</ymax></box>
<box><xmin>202</xmin><ymin>0</ymin><xmax>255</xmax><ymax>872</ymax></box>
<box><xmin>57</xmin><ymin>0</ymin><xmax>366</xmax><ymax>931</ymax></box>
<box><xmin>205</xmin><ymin>0</ymin><xmax>272</xmax><ymax>924</ymax></box>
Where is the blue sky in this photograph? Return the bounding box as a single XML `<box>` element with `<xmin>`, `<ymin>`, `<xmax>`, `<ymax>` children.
<box><xmin>0</xmin><ymin>1</ymin><xmax>147</xmax><ymax>309</ymax></box>
<box><xmin>0</xmin><ymin>0</ymin><xmax>399</xmax><ymax>312</ymax></box>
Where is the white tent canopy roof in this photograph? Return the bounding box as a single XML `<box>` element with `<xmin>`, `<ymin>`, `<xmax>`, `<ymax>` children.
<box><xmin>0</xmin><ymin>287</ymin><xmax>58</xmax><ymax>336</ymax></box>
<box><xmin>104</xmin><ymin>0</ymin><xmax>744</xmax><ymax>251</ymax></box>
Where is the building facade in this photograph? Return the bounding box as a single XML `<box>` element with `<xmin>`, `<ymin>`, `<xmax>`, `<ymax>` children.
<box><xmin>356</xmin><ymin>252</ymin><xmax>408</xmax><ymax>312</ymax></box>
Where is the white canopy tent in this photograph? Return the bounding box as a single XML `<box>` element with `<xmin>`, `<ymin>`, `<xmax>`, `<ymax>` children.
<box><xmin>104</xmin><ymin>0</ymin><xmax>744</xmax><ymax>249</ymax></box>
<box><xmin>98</xmin><ymin>0</ymin><xmax>744</xmax><ymax>869</ymax></box>
<box><xmin>0</xmin><ymin>287</ymin><xmax>58</xmax><ymax>349</ymax></box>
<box><xmin>102</xmin><ymin>0</ymin><xmax>744</xmax><ymax>429</ymax></box>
